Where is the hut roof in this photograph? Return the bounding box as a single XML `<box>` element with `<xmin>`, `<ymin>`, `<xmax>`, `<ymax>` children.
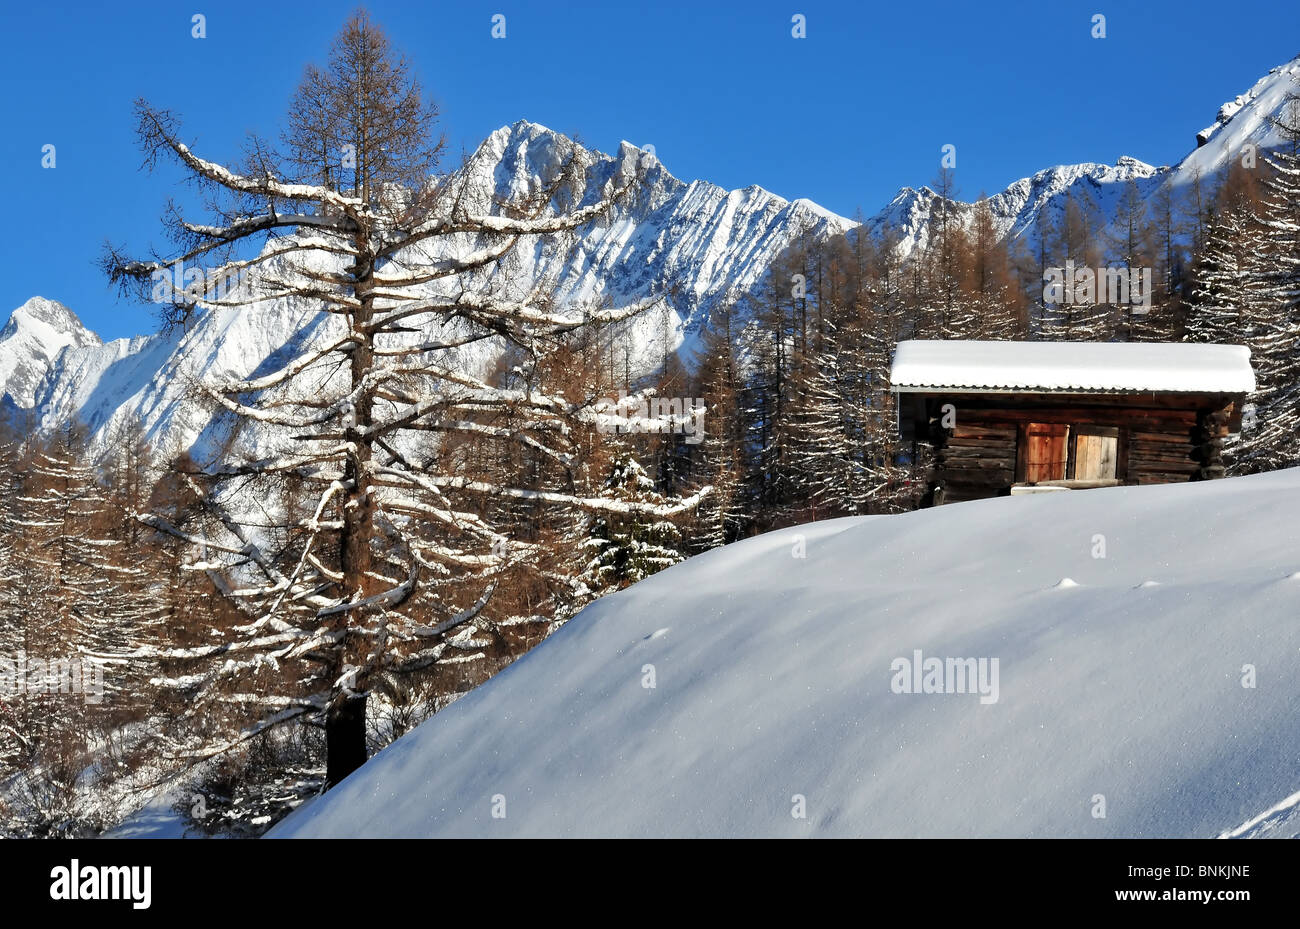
<box><xmin>890</xmin><ymin>340</ymin><xmax>1256</xmax><ymax>395</ymax></box>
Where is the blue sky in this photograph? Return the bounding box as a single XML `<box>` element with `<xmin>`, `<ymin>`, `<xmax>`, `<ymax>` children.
<box><xmin>2</xmin><ymin>0</ymin><xmax>1298</xmax><ymax>340</ymax></box>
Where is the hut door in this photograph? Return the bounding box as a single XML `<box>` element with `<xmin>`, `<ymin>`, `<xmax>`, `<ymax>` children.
<box><xmin>1072</xmin><ymin>430</ymin><xmax>1118</xmax><ymax>480</ymax></box>
<box><xmin>1024</xmin><ymin>423</ymin><xmax>1069</xmax><ymax>482</ymax></box>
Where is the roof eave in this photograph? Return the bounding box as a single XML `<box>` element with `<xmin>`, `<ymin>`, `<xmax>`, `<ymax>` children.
<box><xmin>890</xmin><ymin>385</ymin><xmax>1253</xmax><ymax>395</ymax></box>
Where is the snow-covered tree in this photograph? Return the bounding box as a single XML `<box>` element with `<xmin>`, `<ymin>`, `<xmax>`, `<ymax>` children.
<box><xmin>690</xmin><ymin>304</ymin><xmax>746</xmax><ymax>550</ymax></box>
<box><xmin>1186</xmin><ymin>165</ymin><xmax>1265</xmax><ymax>347</ymax></box>
<box><xmin>583</xmin><ymin>452</ymin><xmax>684</xmax><ymax>591</ymax></box>
<box><xmin>1244</xmin><ymin>93</ymin><xmax>1300</xmax><ymax>471</ymax></box>
<box><xmin>106</xmin><ymin>10</ymin><xmax>703</xmax><ymax>786</ymax></box>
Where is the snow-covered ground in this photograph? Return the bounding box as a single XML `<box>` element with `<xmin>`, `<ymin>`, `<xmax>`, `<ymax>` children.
<box><xmin>269</xmin><ymin>468</ymin><xmax>1300</xmax><ymax>838</ymax></box>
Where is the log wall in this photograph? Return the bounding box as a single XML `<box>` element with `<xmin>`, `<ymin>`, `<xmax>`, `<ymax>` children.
<box><xmin>914</xmin><ymin>392</ymin><xmax>1239</xmax><ymax>505</ymax></box>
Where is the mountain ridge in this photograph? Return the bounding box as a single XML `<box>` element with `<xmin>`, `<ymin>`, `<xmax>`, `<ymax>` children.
<box><xmin>5</xmin><ymin>52</ymin><xmax>1299</xmax><ymax>458</ymax></box>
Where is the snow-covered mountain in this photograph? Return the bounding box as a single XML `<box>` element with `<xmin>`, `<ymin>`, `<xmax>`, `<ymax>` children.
<box><xmin>1189</xmin><ymin>54</ymin><xmax>1300</xmax><ymax>177</ymax></box>
<box><xmin>5</xmin><ymin>54</ymin><xmax>1299</xmax><ymax>458</ymax></box>
<box><xmin>863</xmin><ymin>156</ymin><xmax>1164</xmax><ymax>259</ymax></box>
<box><xmin>269</xmin><ymin>466</ymin><xmax>1300</xmax><ymax>838</ymax></box>
<box><xmin>1</xmin><ymin>122</ymin><xmax>853</xmax><ymax>459</ymax></box>
<box><xmin>863</xmin><ymin>54</ymin><xmax>1300</xmax><ymax>258</ymax></box>
<box><xmin>0</xmin><ymin>297</ymin><xmax>101</xmax><ymax>410</ymax></box>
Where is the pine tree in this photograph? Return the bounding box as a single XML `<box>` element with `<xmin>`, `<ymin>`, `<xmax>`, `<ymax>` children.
<box><xmin>582</xmin><ymin>452</ymin><xmax>684</xmax><ymax>591</ymax></box>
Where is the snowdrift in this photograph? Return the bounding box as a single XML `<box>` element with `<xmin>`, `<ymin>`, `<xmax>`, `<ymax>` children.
<box><xmin>271</xmin><ymin>469</ymin><xmax>1300</xmax><ymax>838</ymax></box>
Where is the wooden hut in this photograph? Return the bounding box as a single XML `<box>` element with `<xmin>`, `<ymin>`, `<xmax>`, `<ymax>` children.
<box><xmin>890</xmin><ymin>340</ymin><xmax>1256</xmax><ymax>506</ymax></box>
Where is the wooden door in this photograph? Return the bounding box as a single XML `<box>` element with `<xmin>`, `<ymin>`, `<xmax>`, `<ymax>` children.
<box><xmin>1024</xmin><ymin>423</ymin><xmax>1069</xmax><ymax>482</ymax></box>
<box><xmin>1073</xmin><ymin>432</ymin><xmax>1118</xmax><ymax>480</ymax></box>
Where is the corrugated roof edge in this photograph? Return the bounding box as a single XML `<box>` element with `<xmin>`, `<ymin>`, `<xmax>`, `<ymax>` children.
<box><xmin>888</xmin><ymin>340</ymin><xmax>1256</xmax><ymax>394</ymax></box>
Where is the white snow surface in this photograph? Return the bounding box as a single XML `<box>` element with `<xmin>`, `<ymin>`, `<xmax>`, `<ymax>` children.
<box><xmin>889</xmin><ymin>339</ymin><xmax>1256</xmax><ymax>394</ymax></box>
<box><xmin>270</xmin><ymin>468</ymin><xmax>1300</xmax><ymax>838</ymax></box>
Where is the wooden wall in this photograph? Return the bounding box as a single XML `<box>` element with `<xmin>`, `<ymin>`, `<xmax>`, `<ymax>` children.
<box><xmin>907</xmin><ymin>392</ymin><xmax>1240</xmax><ymax>505</ymax></box>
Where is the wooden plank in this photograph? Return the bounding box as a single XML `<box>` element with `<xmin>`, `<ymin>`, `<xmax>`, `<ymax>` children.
<box><xmin>1131</xmin><ymin>461</ymin><xmax>1194</xmax><ymax>473</ymax></box>
<box><xmin>940</xmin><ymin>469</ymin><xmax>1014</xmax><ymax>483</ymax></box>
<box><xmin>1130</xmin><ymin>437</ymin><xmax>1192</xmax><ymax>448</ymax></box>
<box><xmin>942</xmin><ymin>467</ymin><xmax>1017</xmax><ymax>479</ymax></box>
<box><xmin>1130</xmin><ymin>430</ymin><xmax>1195</xmax><ymax>444</ymax></box>
<box><xmin>1073</xmin><ymin>433</ymin><xmax>1118</xmax><ymax>480</ymax></box>
<box><xmin>1130</xmin><ymin>449</ymin><xmax>1196</xmax><ymax>463</ymax></box>
<box><xmin>950</xmin><ymin>425</ymin><xmax>1019</xmax><ymax>440</ymax></box>
<box><xmin>1129</xmin><ymin>444</ymin><xmax>1192</xmax><ymax>458</ymax></box>
<box><xmin>1130</xmin><ymin>452</ymin><xmax>1197</xmax><ymax>464</ymax></box>
<box><xmin>945</xmin><ymin>436</ymin><xmax>1018</xmax><ymax>450</ymax></box>
<box><xmin>1133</xmin><ymin>471</ymin><xmax>1196</xmax><ymax>483</ymax></box>
<box><xmin>967</xmin><ymin>408</ymin><xmax>1198</xmax><ymax>429</ymax></box>
<box><xmin>1131</xmin><ymin>461</ymin><xmax>1198</xmax><ymax>474</ymax></box>
<box><xmin>940</xmin><ymin>448</ymin><xmax>1017</xmax><ymax>464</ymax></box>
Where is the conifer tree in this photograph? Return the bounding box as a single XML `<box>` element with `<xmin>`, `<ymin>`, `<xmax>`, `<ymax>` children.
<box><xmin>104</xmin><ymin>10</ymin><xmax>699</xmax><ymax>785</ymax></box>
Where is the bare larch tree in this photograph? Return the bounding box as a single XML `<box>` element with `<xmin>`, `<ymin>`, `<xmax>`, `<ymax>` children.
<box><xmin>106</xmin><ymin>10</ymin><xmax>704</xmax><ymax>786</ymax></box>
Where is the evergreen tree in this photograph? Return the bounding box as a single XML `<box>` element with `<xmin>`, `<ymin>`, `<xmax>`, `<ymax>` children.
<box><xmin>582</xmin><ymin>452</ymin><xmax>684</xmax><ymax>591</ymax></box>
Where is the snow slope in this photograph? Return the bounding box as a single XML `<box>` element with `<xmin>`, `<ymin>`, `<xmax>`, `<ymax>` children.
<box><xmin>1187</xmin><ymin>54</ymin><xmax>1300</xmax><ymax>180</ymax></box>
<box><xmin>270</xmin><ymin>468</ymin><xmax>1300</xmax><ymax>838</ymax></box>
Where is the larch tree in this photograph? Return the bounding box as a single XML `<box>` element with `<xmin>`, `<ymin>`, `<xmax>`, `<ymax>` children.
<box><xmin>1186</xmin><ymin>163</ymin><xmax>1265</xmax><ymax>347</ymax></box>
<box><xmin>964</xmin><ymin>196</ymin><xmax>1023</xmax><ymax>340</ymax></box>
<box><xmin>105</xmin><ymin>10</ymin><xmax>702</xmax><ymax>786</ymax></box>
<box><xmin>1106</xmin><ymin>179</ymin><xmax>1157</xmax><ymax>340</ymax></box>
<box><xmin>690</xmin><ymin>303</ymin><xmax>745</xmax><ymax>550</ymax></box>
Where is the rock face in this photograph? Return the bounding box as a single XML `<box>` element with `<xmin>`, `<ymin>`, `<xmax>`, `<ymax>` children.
<box><xmin>861</xmin><ymin>156</ymin><xmax>1165</xmax><ymax>259</ymax></box>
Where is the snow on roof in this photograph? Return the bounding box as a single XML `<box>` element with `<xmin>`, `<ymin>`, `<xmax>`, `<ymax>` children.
<box><xmin>890</xmin><ymin>340</ymin><xmax>1255</xmax><ymax>394</ymax></box>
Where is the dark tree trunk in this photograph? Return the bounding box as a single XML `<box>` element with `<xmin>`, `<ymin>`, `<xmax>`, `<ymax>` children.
<box><xmin>326</xmin><ymin>692</ymin><xmax>368</xmax><ymax>787</ymax></box>
<box><xmin>325</xmin><ymin>233</ymin><xmax>377</xmax><ymax>790</ymax></box>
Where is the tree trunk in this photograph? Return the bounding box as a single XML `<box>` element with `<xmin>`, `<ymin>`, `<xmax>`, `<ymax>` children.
<box><xmin>326</xmin><ymin>232</ymin><xmax>378</xmax><ymax>787</ymax></box>
<box><xmin>326</xmin><ymin>692</ymin><xmax>368</xmax><ymax>787</ymax></box>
